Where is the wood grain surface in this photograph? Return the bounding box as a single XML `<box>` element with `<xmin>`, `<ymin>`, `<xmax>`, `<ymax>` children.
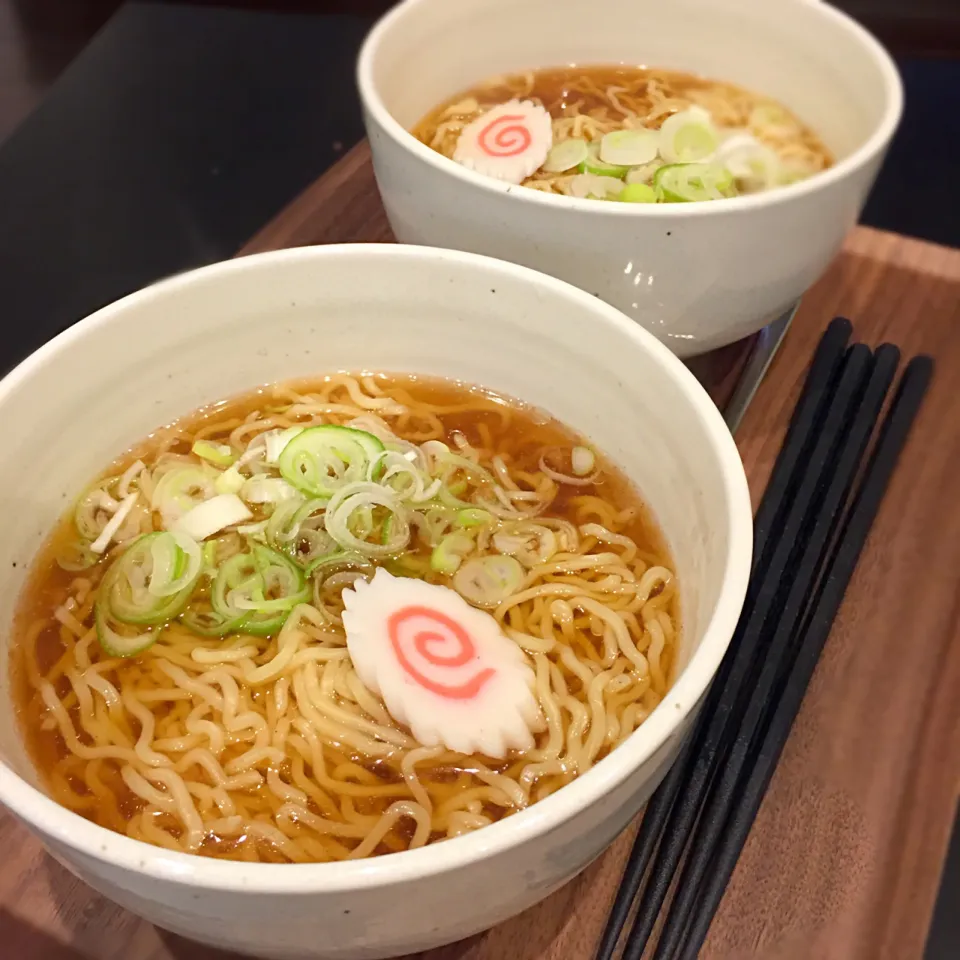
<box><xmin>1</xmin><ymin>144</ymin><xmax>957</xmax><ymax>960</ymax></box>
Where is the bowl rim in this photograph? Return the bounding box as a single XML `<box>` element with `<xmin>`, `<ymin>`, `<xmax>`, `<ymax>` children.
<box><xmin>0</xmin><ymin>243</ymin><xmax>752</xmax><ymax>891</ymax></box>
<box><xmin>356</xmin><ymin>0</ymin><xmax>903</xmax><ymax>218</ymax></box>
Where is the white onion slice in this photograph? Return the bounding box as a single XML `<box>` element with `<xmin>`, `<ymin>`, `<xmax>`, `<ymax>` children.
<box><xmin>174</xmin><ymin>494</ymin><xmax>252</xmax><ymax>542</ymax></box>
<box><xmin>241</xmin><ymin>476</ymin><xmax>299</xmax><ymax>504</ymax></box>
<box><xmin>90</xmin><ymin>493</ymin><xmax>139</xmax><ymax>554</ymax></box>
<box><xmin>93</xmin><ymin>491</ymin><xmax>120</xmax><ymax>512</ymax></box>
<box><xmin>264</xmin><ymin>427</ymin><xmax>305</xmax><ymax>464</ymax></box>
<box><xmin>117</xmin><ymin>460</ymin><xmax>145</xmax><ymax>498</ymax></box>
<box><xmin>571</xmin><ymin>446</ymin><xmax>596</xmax><ymax>476</ymax></box>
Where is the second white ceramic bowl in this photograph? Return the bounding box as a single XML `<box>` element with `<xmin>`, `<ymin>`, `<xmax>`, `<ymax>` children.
<box><xmin>0</xmin><ymin>245</ymin><xmax>751</xmax><ymax>959</ymax></box>
<box><xmin>358</xmin><ymin>0</ymin><xmax>902</xmax><ymax>356</ymax></box>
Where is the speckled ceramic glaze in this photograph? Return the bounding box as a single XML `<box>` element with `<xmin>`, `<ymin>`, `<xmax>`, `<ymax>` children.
<box><xmin>358</xmin><ymin>0</ymin><xmax>902</xmax><ymax>357</ymax></box>
<box><xmin>0</xmin><ymin>245</ymin><xmax>751</xmax><ymax>959</ymax></box>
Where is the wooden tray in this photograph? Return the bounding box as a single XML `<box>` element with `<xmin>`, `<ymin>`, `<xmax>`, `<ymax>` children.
<box><xmin>1</xmin><ymin>143</ymin><xmax>958</xmax><ymax>960</ymax></box>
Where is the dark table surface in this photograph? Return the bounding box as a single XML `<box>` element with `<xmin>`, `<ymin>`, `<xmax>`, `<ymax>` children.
<box><xmin>0</xmin><ymin>2</ymin><xmax>955</xmax><ymax>957</ymax></box>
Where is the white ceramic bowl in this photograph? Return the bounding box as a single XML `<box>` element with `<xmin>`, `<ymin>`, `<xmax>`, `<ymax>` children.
<box><xmin>358</xmin><ymin>0</ymin><xmax>902</xmax><ymax>357</ymax></box>
<box><xmin>0</xmin><ymin>245</ymin><xmax>751</xmax><ymax>959</ymax></box>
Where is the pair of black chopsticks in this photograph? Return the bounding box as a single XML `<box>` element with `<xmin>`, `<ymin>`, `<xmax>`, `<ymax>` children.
<box><xmin>598</xmin><ymin>318</ymin><xmax>933</xmax><ymax>960</ymax></box>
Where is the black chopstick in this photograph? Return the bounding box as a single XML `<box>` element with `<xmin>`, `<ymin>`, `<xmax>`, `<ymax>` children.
<box><xmin>751</xmin><ymin>317</ymin><xmax>853</xmax><ymax>570</ymax></box>
<box><xmin>610</xmin><ymin>334</ymin><xmax>867</xmax><ymax>960</ymax></box>
<box><xmin>593</xmin><ymin>733</ymin><xmax>695</xmax><ymax>960</ymax></box>
<box><xmin>673</xmin><ymin>355</ymin><xmax>933</xmax><ymax>960</ymax></box>
<box><xmin>650</xmin><ymin>343</ymin><xmax>901</xmax><ymax>959</ymax></box>
<box><xmin>595</xmin><ymin>318</ymin><xmax>852</xmax><ymax>960</ymax></box>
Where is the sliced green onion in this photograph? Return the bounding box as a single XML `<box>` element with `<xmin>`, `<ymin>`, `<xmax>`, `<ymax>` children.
<box><xmin>715</xmin><ymin>134</ymin><xmax>781</xmax><ymax>190</ymax></box>
<box><xmin>74</xmin><ymin>486</ymin><xmax>118</xmax><ymax>541</ymax></box>
<box><xmin>435</xmin><ymin>452</ymin><xmax>497</xmax><ymax>487</ymax></box>
<box><xmin>239</xmin><ymin>609</ymin><xmax>288</xmax><ymax>637</ymax></box>
<box><xmin>286</xmin><ymin>527</ymin><xmax>334</xmax><ymax>566</ymax></box>
<box><xmin>309</xmin><ymin>552</ymin><xmax>375</xmax><ymax>618</ymax></box>
<box><xmin>247</xmin><ymin>545</ymin><xmax>311</xmax><ymax>613</ymax></box>
<box><xmin>579</xmin><ymin>142</ymin><xmax>629</xmax><ymax>179</ymax></box>
<box><xmin>95</xmin><ymin>597</ymin><xmax>160</xmax><ymax>657</ymax></box>
<box><xmin>202</xmin><ymin>534</ymin><xmax>245</xmax><ymax>571</ymax></box>
<box><xmin>430</xmin><ymin>533</ymin><xmax>475</xmax><ymax>575</ymax></box>
<box><xmin>237</xmin><ymin>520</ymin><xmax>268</xmax><ymax>539</ymax></box>
<box><xmin>214</xmin><ymin>465</ymin><xmax>245</xmax><ymax>496</ymax></box>
<box><xmin>147</xmin><ymin>532</ymin><xmax>197</xmax><ymax>596</ymax></box>
<box><xmin>542</xmin><ymin>138</ymin><xmax>589</xmax><ymax>173</ymax></box>
<box><xmin>192</xmin><ymin>440</ymin><xmax>236</xmax><ymax>467</ymax></box>
<box><xmin>411</xmin><ymin>504</ymin><xmax>457</xmax><ymax>546</ymax></box>
<box><xmin>212</xmin><ymin>544</ymin><xmax>309</xmax><ymax>634</ymax></box>
<box><xmin>654</xmin><ymin>163</ymin><xmax>736</xmax><ymax>203</ymax></box>
<box><xmin>102</xmin><ymin>532</ymin><xmax>201</xmax><ymax>626</ymax></box>
<box><xmin>618</xmin><ymin>183</ymin><xmax>657</xmax><ymax>203</ymax></box>
<box><xmin>570</xmin><ymin>173</ymin><xmax>624</xmax><ymax>200</ymax></box>
<box><xmin>265</xmin><ymin>497</ymin><xmax>308</xmax><ymax>546</ymax></box>
<box><xmin>262</xmin><ymin>498</ymin><xmax>332</xmax><ymax>567</ymax></box>
<box><xmin>492</xmin><ymin>523</ymin><xmax>558</xmax><ymax>566</ymax></box>
<box><xmin>600</xmin><ymin>129</ymin><xmax>659</xmax><ymax>167</ymax></box>
<box><xmin>435</xmin><ymin>484</ymin><xmax>474</xmax><ymax>510</ymax></box>
<box><xmin>748</xmin><ymin>103</ymin><xmax>794</xmax><ymax>133</ymax></box>
<box><xmin>278</xmin><ymin>425</ymin><xmax>385</xmax><ymax>498</ymax></box>
<box><xmin>453</xmin><ymin>555</ymin><xmax>524</xmax><ymax>608</ymax></box>
<box><xmin>381</xmin><ymin>513</ymin><xmax>395</xmax><ymax>545</ymax></box>
<box><xmin>658</xmin><ymin>107</ymin><xmax>719</xmax><ymax>164</ymax></box>
<box><xmin>305</xmin><ymin>550</ymin><xmax>371</xmax><ymax>579</ymax></box>
<box><xmin>179</xmin><ymin>599</ymin><xmax>248</xmax><ymax>637</ymax></box>
<box><xmin>55</xmin><ymin>541</ymin><xmax>99</xmax><ymax>572</ymax></box>
<box><xmin>383</xmin><ymin>555</ymin><xmax>430</xmax><ymax>579</ymax></box>
<box><xmin>455</xmin><ymin>508</ymin><xmax>494</xmax><ymax>528</ymax></box>
<box><xmin>420</xmin><ymin>440</ymin><xmax>450</xmax><ymax>467</ymax></box>
<box><xmin>150</xmin><ymin>465</ymin><xmax>216</xmax><ymax>524</ymax></box>
<box><xmin>375</xmin><ymin>450</ymin><xmax>435</xmax><ymax>501</ymax></box>
<box><xmin>324</xmin><ymin>482</ymin><xmax>409</xmax><ymax>558</ymax></box>
<box><xmin>624</xmin><ymin>160</ymin><xmax>663</xmax><ymax>185</ymax></box>
<box><xmin>212</xmin><ymin>553</ymin><xmax>255</xmax><ymax>620</ymax></box>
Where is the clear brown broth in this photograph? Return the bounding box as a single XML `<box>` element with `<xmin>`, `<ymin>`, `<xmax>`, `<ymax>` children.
<box><xmin>11</xmin><ymin>374</ymin><xmax>678</xmax><ymax>861</ymax></box>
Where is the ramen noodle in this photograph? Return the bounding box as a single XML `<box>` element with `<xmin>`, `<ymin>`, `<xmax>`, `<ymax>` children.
<box><xmin>13</xmin><ymin>374</ymin><xmax>679</xmax><ymax>863</ymax></box>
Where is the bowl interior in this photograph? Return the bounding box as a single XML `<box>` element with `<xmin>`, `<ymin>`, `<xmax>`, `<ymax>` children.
<box><xmin>367</xmin><ymin>0</ymin><xmax>892</xmax><ymax>162</ymax></box>
<box><xmin>0</xmin><ymin>246</ymin><xmax>747</xmax><ymax>801</ymax></box>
